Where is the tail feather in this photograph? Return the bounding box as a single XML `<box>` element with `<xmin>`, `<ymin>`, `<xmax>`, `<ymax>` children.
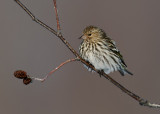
<box><xmin>118</xmin><ymin>70</ymin><xmax>125</xmax><ymax>76</ymax></box>
<box><xmin>125</xmin><ymin>69</ymin><xmax>133</xmax><ymax>75</ymax></box>
<box><xmin>118</xmin><ymin>69</ymin><xmax>133</xmax><ymax>76</ymax></box>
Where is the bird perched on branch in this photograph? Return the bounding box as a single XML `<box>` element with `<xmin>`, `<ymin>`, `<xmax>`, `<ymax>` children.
<box><xmin>79</xmin><ymin>25</ymin><xmax>133</xmax><ymax>76</ymax></box>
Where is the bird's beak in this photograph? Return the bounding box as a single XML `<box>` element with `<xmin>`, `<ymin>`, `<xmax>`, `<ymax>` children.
<box><xmin>78</xmin><ymin>35</ymin><xmax>83</xmax><ymax>39</ymax></box>
<box><xmin>78</xmin><ymin>35</ymin><xmax>87</xmax><ymax>39</ymax></box>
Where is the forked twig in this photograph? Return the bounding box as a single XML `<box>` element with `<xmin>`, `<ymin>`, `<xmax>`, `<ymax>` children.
<box><xmin>14</xmin><ymin>0</ymin><xmax>160</xmax><ymax>108</ymax></box>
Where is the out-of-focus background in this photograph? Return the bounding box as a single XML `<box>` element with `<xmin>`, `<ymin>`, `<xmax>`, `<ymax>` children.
<box><xmin>1</xmin><ymin>0</ymin><xmax>160</xmax><ymax>114</ymax></box>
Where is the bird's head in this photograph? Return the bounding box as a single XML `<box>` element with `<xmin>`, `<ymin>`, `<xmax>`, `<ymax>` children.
<box><xmin>79</xmin><ymin>26</ymin><xmax>106</xmax><ymax>42</ymax></box>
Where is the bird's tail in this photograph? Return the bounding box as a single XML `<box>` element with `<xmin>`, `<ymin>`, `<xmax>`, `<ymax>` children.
<box><xmin>118</xmin><ymin>69</ymin><xmax>133</xmax><ymax>76</ymax></box>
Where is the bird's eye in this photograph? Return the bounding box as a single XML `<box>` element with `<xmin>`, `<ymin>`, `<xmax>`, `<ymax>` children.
<box><xmin>88</xmin><ymin>34</ymin><xmax>91</xmax><ymax>36</ymax></box>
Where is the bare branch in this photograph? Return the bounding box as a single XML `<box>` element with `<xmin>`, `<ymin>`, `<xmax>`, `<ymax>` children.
<box><xmin>139</xmin><ymin>99</ymin><xmax>160</xmax><ymax>108</ymax></box>
<box><xmin>53</xmin><ymin>0</ymin><xmax>61</xmax><ymax>36</ymax></box>
<box><xmin>31</xmin><ymin>58</ymin><xmax>78</xmax><ymax>82</ymax></box>
<box><xmin>14</xmin><ymin>0</ymin><xmax>160</xmax><ymax>108</ymax></box>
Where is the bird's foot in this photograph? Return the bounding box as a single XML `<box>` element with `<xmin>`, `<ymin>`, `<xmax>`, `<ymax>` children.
<box><xmin>98</xmin><ymin>70</ymin><xmax>104</xmax><ymax>78</ymax></box>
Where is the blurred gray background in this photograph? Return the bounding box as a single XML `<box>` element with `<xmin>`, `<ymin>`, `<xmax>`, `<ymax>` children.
<box><xmin>1</xmin><ymin>0</ymin><xmax>160</xmax><ymax>114</ymax></box>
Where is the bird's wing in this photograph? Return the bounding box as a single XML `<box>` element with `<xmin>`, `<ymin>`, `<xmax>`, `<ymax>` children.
<box><xmin>105</xmin><ymin>37</ymin><xmax>127</xmax><ymax>67</ymax></box>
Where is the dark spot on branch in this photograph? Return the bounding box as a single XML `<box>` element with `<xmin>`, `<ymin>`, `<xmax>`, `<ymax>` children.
<box><xmin>14</xmin><ymin>70</ymin><xmax>32</xmax><ymax>85</ymax></box>
<box><xmin>23</xmin><ymin>77</ymin><xmax>32</xmax><ymax>85</ymax></box>
<box><xmin>14</xmin><ymin>70</ymin><xmax>27</xmax><ymax>79</ymax></box>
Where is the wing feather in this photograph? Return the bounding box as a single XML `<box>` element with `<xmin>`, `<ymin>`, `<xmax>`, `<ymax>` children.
<box><xmin>105</xmin><ymin>37</ymin><xmax>127</xmax><ymax>67</ymax></box>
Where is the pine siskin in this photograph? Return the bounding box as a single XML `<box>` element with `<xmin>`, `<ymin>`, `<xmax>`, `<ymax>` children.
<box><xmin>79</xmin><ymin>26</ymin><xmax>133</xmax><ymax>76</ymax></box>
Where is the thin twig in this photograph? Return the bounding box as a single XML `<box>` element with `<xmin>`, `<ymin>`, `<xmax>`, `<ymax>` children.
<box><xmin>14</xmin><ymin>0</ymin><xmax>160</xmax><ymax>108</ymax></box>
<box><xmin>53</xmin><ymin>0</ymin><xmax>61</xmax><ymax>36</ymax></box>
<box><xmin>31</xmin><ymin>58</ymin><xmax>78</xmax><ymax>82</ymax></box>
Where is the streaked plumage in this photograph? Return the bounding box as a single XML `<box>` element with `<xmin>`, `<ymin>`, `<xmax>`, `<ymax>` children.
<box><xmin>79</xmin><ymin>25</ymin><xmax>133</xmax><ymax>76</ymax></box>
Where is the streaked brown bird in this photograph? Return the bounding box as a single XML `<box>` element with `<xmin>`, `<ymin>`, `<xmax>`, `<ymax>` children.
<box><xmin>79</xmin><ymin>26</ymin><xmax>133</xmax><ymax>76</ymax></box>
